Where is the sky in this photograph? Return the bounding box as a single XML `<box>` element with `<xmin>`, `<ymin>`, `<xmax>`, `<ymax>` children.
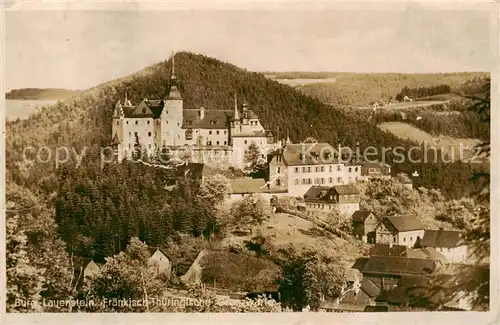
<box><xmin>3</xmin><ymin>2</ymin><xmax>495</xmax><ymax>91</ymax></box>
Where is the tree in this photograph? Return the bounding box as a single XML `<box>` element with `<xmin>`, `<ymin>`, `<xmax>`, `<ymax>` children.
<box><xmin>83</xmin><ymin>237</ymin><xmax>168</xmax><ymax>312</ymax></box>
<box><xmin>278</xmin><ymin>245</ymin><xmax>346</xmax><ymax>311</ymax></box>
<box><xmin>229</xmin><ymin>196</ymin><xmax>270</xmax><ymax>233</ymax></box>
<box><xmin>244</xmin><ymin>143</ymin><xmax>267</xmax><ymax>175</ymax></box>
<box><xmin>6</xmin><ymin>215</ymin><xmax>45</xmax><ymax>312</ymax></box>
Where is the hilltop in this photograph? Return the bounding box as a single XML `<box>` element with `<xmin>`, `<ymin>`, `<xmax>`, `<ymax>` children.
<box><xmin>6</xmin><ymin>88</ymin><xmax>82</xmax><ymax>100</ymax></box>
<box><xmin>6</xmin><ymin>52</ymin><xmax>488</xmax><ymax>199</ymax></box>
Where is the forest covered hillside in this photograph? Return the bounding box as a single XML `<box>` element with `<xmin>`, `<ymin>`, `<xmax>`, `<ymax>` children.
<box><xmin>6</xmin><ymin>51</ymin><xmax>488</xmax><ymax>200</ymax></box>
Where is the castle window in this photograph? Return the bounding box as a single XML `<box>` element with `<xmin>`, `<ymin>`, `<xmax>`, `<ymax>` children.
<box><xmin>126</xmin><ymin>121</ymin><xmax>129</xmax><ymax>124</ymax></box>
<box><xmin>337</xmin><ymin>165</ymin><xmax>341</xmax><ymax>171</ymax></box>
<box><xmin>315</xmin><ymin>167</ymin><xmax>320</xmax><ymax>172</ymax></box>
<box><xmin>177</xmin><ymin>122</ymin><xmax>180</xmax><ymax>127</ymax></box>
<box><xmin>355</xmin><ymin>167</ymin><xmax>358</xmax><ymax>172</ymax></box>
<box><xmin>244</xmin><ymin>140</ymin><xmax>248</xmax><ymax>144</ymax></box>
<box><xmin>349</xmin><ymin>167</ymin><xmax>352</xmax><ymax>172</ymax></box>
<box><xmin>210</xmin><ymin>120</ymin><xmax>216</xmax><ymax>125</ymax></box>
<box><xmin>337</xmin><ymin>177</ymin><xmax>342</xmax><ymax>183</ymax></box>
<box><xmin>135</xmin><ymin>121</ymin><xmax>138</xmax><ymax>125</ymax></box>
<box><xmin>276</xmin><ymin>179</ymin><xmax>281</xmax><ymax>186</ymax></box>
<box><xmin>277</xmin><ymin>155</ymin><xmax>282</xmax><ymax>163</ymax></box>
<box><xmin>209</xmin><ymin>131</ymin><xmax>212</xmax><ymax>135</ymax></box>
<box><xmin>129</xmin><ymin>144</ymin><xmax>131</xmax><ymax>149</ymax></box>
<box><xmin>329</xmin><ymin>166</ymin><xmax>332</xmax><ymax>172</ymax></box>
<box><xmin>321</xmin><ymin>166</ymin><xmax>324</xmax><ymax>172</ymax></box>
<box><xmin>321</xmin><ymin>178</ymin><xmax>325</xmax><ymax>184</ymax></box>
<box><xmin>216</xmin><ymin>131</ymin><xmax>219</xmax><ymax>135</ymax></box>
<box><xmin>295</xmin><ymin>167</ymin><xmax>299</xmax><ymax>173</ymax></box>
<box><xmin>155</xmin><ymin>132</ymin><xmax>157</xmax><ymax>137</ymax></box>
<box><xmin>148</xmin><ymin>144</ymin><xmax>151</xmax><ymax>149</ymax></box>
<box><xmin>207</xmin><ymin>141</ymin><xmax>212</xmax><ymax>146</ymax></box>
<box><xmin>302</xmin><ymin>167</ymin><xmax>306</xmax><ymax>173</ymax></box>
<box><xmin>224</xmin><ymin>141</ymin><xmax>227</xmax><ymax>145</ymax></box>
<box><xmin>329</xmin><ymin>177</ymin><xmax>332</xmax><ymax>183</ymax></box>
<box><xmin>307</xmin><ymin>167</ymin><xmax>311</xmax><ymax>173</ymax></box>
<box><xmin>216</xmin><ymin>141</ymin><xmax>220</xmax><ymax>145</ymax></box>
<box><xmin>116</xmin><ymin>121</ymin><xmax>119</xmax><ymax>125</ymax></box>
<box><xmin>129</xmin><ymin>132</ymin><xmax>131</xmax><ymax>136</ymax></box>
<box><xmin>147</xmin><ymin>120</ymin><xmax>150</xmax><ymax>124</ymax></box>
<box><xmin>277</xmin><ymin>167</ymin><xmax>281</xmax><ymax>173</ymax></box>
<box><xmin>148</xmin><ymin>132</ymin><xmax>152</xmax><ymax>137</ymax></box>
<box><xmin>308</xmin><ymin>179</ymin><xmax>312</xmax><ymax>184</ymax></box>
<box><xmin>294</xmin><ymin>179</ymin><xmax>299</xmax><ymax>185</ymax></box>
<box><xmin>301</xmin><ymin>179</ymin><xmax>306</xmax><ymax>185</ymax></box>
<box><xmin>185</xmin><ymin>130</ymin><xmax>193</xmax><ymax>140</ymax></box>
<box><xmin>134</xmin><ymin>132</ymin><xmax>138</xmax><ymax>136</ymax></box>
<box><xmin>224</xmin><ymin>130</ymin><xmax>227</xmax><ymax>134</ymax></box>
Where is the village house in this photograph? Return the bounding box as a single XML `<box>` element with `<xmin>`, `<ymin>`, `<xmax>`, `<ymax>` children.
<box><xmin>71</xmin><ymin>257</ymin><xmax>100</xmax><ymax>289</ymax></box>
<box><xmin>360</xmin><ymin>161</ymin><xmax>392</xmax><ymax>180</ymax></box>
<box><xmin>351</xmin><ymin>210</ymin><xmax>379</xmax><ymax>243</ymax></box>
<box><xmin>374</xmin><ymin>215</ymin><xmax>425</xmax><ymax>247</ymax></box>
<box><xmin>418</xmin><ymin>228</ymin><xmax>468</xmax><ymax>263</ymax></box>
<box><xmin>229</xmin><ymin>178</ymin><xmax>271</xmax><ymax>202</ymax></box>
<box><xmin>369</xmin><ymin>243</ymin><xmax>448</xmax><ymax>265</ymax></box>
<box><xmin>147</xmin><ymin>248</ymin><xmax>172</xmax><ymax>279</ymax></box>
<box><xmin>352</xmin><ymin>255</ymin><xmax>439</xmax><ymax>292</ymax></box>
<box><xmin>112</xmin><ymin>53</ymin><xmax>277</xmax><ymax>169</ymax></box>
<box><xmin>267</xmin><ymin>142</ymin><xmax>362</xmax><ymax>197</ymax></box>
<box><xmin>303</xmin><ymin>184</ymin><xmax>360</xmax><ymax>218</ymax></box>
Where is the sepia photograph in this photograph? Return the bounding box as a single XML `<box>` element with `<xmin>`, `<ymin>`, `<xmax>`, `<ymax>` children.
<box><xmin>1</xmin><ymin>1</ymin><xmax>496</xmax><ymax>322</ymax></box>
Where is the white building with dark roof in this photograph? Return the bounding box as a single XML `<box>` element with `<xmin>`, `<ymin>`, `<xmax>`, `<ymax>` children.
<box><xmin>267</xmin><ymin>142</ymin><xmax>362</xmax><ymax>197</ymax></box>
<box><xmin>112</xmin><ymin>53</ymin><xmax>275</xmax><ymax>169</ymax></box>
<box><xmin>418</xmin><ymin>228</ymin><xmax>467</xmax><ymax>263</ymax></box>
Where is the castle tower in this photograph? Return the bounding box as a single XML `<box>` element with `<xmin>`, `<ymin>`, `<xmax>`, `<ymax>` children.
<box><xmin>161</xmin><ymin>52</ymin><xmax>184</xmax><ymax>147</ymax></box>
<box><xmin>233</xmin><ymin>93</ymin><xmax>241</xmax><ymax>135</ymax></box>
<box><xmin>112</xmin><ymin>98</ymin><xmax>125</xmax><ymax>161</ymax></box>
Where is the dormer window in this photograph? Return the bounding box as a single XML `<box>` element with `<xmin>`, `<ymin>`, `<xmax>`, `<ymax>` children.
<box><xmin>210</xmin><ymin>120</ymin><xmax>216</xmax><ymax>125</ymax></box>
<box><xmin>142</xmin><ymin>108</ymin><xmax>146</xmax><ymax>114</ymax></box>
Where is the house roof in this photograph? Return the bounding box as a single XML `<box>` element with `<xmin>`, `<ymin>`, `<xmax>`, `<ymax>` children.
<box><xmin>351</xmin><ymin>257</ymin><xmax>370</xmax><ymax>271</ymax></box>
<box><xmin>362</xmin><ymin>161</ymin><xmax>391</xmax><ymax>169</ymax></box>
<box><xmin>148</xmin><ymin>247</ymin><xmax>171</xmax><ymax>260</ymax></box>
<box><xmin>230</xmin><ymin>178</ymin><xmax>267</xmax><ymax>194</ymax></box>
<box><xmin>72</xmin><ymin>257</ymin><xmax>97</xmax><ymax>272</ymax></box>
<box><xmin>352</xmin><ymin>210</ymin><xmax>374</xmax><ymax>222</ymax></box>
<box><xmin>279</xmin><ymin>143</ymin><xmax>339</xmax><ymax>166</ymax></box>
<box><xmin>182</xmin><ymin>109</ymin><xmax>234</xmax><ymax>129</ymax></box>
<box><xmin>333</xmin><ymin>184</ymin><xmax>359</xmax><ymax>195</ymax></box>
<box><xmin>418</xmin><ymin>247</ymin><xmax>449</xmax><ymax>264</ymax></box>
<box><xmin>420</xmin><ymin>229</ymin><xmax>462</xmax><ymax>248</ymax></box>
<box><xmin>361</xmin><ymin>256</ymin><xmax>438</xmax><ymax>276</ymax></box>
<box><xmin>369</xmin><ymin>244</ymin><xmax>410</xmax><ymax>257</ymax></box>
<box><xmin>361</xmin><ymin>277</ymin><xmax>381</xmax><ymax>297</ymax></box>
<box><xmin>383</xmin><ymin>215</ymin><xmax>424</xmax><ymax>232</ymax></box>
<box><xmin>303</xmin><ymin>186</ymin><xmax>335</xmax><ymax>203</ymax></box>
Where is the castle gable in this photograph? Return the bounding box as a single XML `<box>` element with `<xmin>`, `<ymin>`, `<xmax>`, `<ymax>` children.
<box><xmin>182</xmin><ymin>109</ymin><xmax>233</xmax><ymax>129</ymax></box>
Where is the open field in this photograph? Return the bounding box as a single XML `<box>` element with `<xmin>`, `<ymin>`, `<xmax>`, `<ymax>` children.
<box><xmin>377</xmin><ymin>122</ymin><xmax>482</xmax><ymax>161</ymax></box>
<box><xmin>354</xmin><ymin>100</ymin><xmax>450</xmax><ymax>110</ymax></box>
<box><xmin>224</xmin><ymin>212</ymin><xmax>367</xmax><ymax>266</ymax></box>
<box><xmin>265</xmin><ymin>75</ymin><xmax>339</xmax><ymax>87</ymax></box>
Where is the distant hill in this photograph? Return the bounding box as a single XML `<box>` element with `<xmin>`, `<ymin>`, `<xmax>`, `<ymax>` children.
<box><xmin>6</xmin><ymin>88</ymin><xmax>82</xmax><ymax>100</ymax></box>
<box><xmin>290</xmin><ymin>72</ymin><xmax>489</xmax><ymax>107</ymax></box>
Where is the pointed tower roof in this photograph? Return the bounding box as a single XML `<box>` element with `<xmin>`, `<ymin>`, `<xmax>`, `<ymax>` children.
<box><xmin>166</xmin><ymin>52</ymin><xmax>182</xmax><ymax>100</ymax></box>
<box><xmin>233</xmin><ymin>93</ymin><xmax>240</xmax><ymax>120</ymax></box>
<box><xmin>114</xmin><ymin>100</ymin><xmax>124</xmax><ymax>117</ymax></box>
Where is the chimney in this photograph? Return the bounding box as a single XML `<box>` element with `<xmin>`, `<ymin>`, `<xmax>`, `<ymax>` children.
<box><xmin>199</xmin><ymin>106</ymin><xmax>205</xmax><ymax>120</ymax></box>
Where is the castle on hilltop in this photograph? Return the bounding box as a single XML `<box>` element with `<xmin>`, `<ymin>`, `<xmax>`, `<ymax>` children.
<box><xmin>111</xmin><ymin>53</ymin><xmax>278</xmax><ymax>169</ymax></box>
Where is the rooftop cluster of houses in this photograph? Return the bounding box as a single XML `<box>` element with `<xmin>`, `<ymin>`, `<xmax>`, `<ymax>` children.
<box><xmin>323</xmin><ymin>213</ymin><xmax>472</xmax><ymax>312</ymax></box>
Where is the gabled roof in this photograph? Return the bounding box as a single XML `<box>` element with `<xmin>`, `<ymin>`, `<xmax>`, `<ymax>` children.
<box><xmin>279</xmin><ymin>143</ymin><xmax>339</xmax><ymax>166</ymax></box>
<box><xmin>383</xmin><ymin>215</ymin><xmax>424</xmax><ymax>232</ymax></box>
<box><xmin>369</xmin><ymin>244</ymin><xmax>410</xmax><ymax>257</ymax></box>
<box><xmin>420</xmin><ymin>229</ymin><xmax>462</xmax><ymax>248</ymax></box>
<box><xmin>72</xmin><ymin>257</ymin><xmax>97</xmax><ymax>272</ymax></box>
<box><xmin>230</xmin><ymin>178</ymin><xmax>267</xmax><ymax>194</ymax></box>
<box><xmin>303</xmin><ymin>186</ymin><xmax>335</xmax><ymax>203</ymax></box>
<box><xmin>333</xmin><ymin>184</ymin><xmax>359</xmax><ymax>195</ymax></box>
<box><xmin>351</xmin><ymin>257</ymin><xmax>369</xmax><ymax>271</ymax></box>
<box><xmin>361</xmin><ymin>277</ymin><xmax>381</xmax><ymax>297</ymax></box>
<box><xmin>352</xmin><ymin>210</ymin><xmax>375</xmax><ymax>222</ymax></box>
<box><xmin>361</xmin><ymin>256</ymin><xmax>438</xmax><ymax>276</ymax></box>
<box><xmin>183</xmin><ymin>109</ymin><xmax>233</xmax><ymax>129</ymax></box>
<box><xmin>363</xmin><ymin>161</ymin><xmax>391</xmax><ymax>169</ymax></box>
<box><xmin>148</xmin><ymin>247</ymin><xmax>171</xmax><ymax>260</ymax></box>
